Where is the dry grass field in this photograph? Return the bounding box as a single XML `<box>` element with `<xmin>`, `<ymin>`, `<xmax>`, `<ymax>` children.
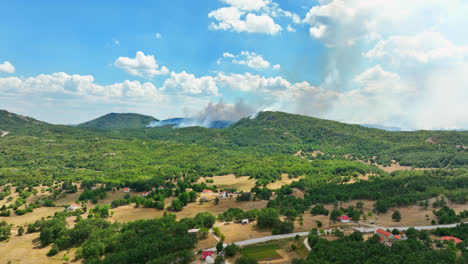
<box><xmin>197</xmin><ymin>174</ymin><xmax>256</xmax><ymax>191</ymax></box>
<box><xmin>110</xmin><ymin>194</ymin><xmax>268</xmax><ymax>223</ymax></box>
<box><xmin>0</xmin><ymin>232</ymin><xmax>79</xmax><ymax>264</ymax></box>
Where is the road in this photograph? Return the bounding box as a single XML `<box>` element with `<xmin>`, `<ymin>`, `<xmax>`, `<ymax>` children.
<box><xmin>354</xmin><ymin>222</ymin><xmax>468</xmax><ymax>233</ymax></box>
<box><xmin>0</xmin><ymin>131</ymin><xmax>9</xmax><ymax>137</ymax></box>
<box><xmin>204</xmin><ymin>231</ymin><xmax>311</xmax><ymax>251</ymax></box>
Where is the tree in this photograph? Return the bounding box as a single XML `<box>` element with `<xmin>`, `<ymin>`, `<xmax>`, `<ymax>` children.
<box><xmin>257</xmin><ymin>208</ymin><xmax>280</xmax><ymax>229</ymax></box>
<box><xmin>215</xmin><ymin>256</ymin><xmax>225</xmax><ymax>264</ymax></box>
<box><xmin>216</xmin><ymin>241</ymin><xmax>224</xmax><ymax>253</ymax></box>
<box><xmin>356</xmin><ymin>201</ymin><xmax>364</xmax><ymax>209</ymax></box>
<box><xmin>189</xmin><ymin>191</ymin><xmax>197</xmax><ymax>202</ymax></box>
<box><xmin>224</xmin><ymin>243</ymin><xmax>239</xmax><ymax>257</ymax></box>
<box><xmin>392</xmin><ymin>210</ymin><xmax>402</xmax><ymax>222</ymax></box>
<box><xmin>194</xmin><ymin>212</ymin><xmax>216</xmax><ymax>228</ymax></box>
<box><xmin>0</xmin><ymin>221</ymin><xmax>11</xmax><ymax>241</ymax></box>
<box><xmin>215</xmin><ymin>197</ymin><xmax>220</xmax><ymax>205</ymax></box>
<box><xmin>315</xmin><ymin>220</ymin><xmax>323</xmax><ymax>228</ymax></box>
<box><xmin>17</xmin><ymin>226</ymin><xmax>24</xmax><ymax>236</ymax></box>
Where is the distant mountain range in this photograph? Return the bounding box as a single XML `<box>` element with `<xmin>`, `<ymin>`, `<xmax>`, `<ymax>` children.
<box><xmin>359</xmin><ymin>124</ymin><xmax>403</xmax><ymax>131</ymax></box>
<box><xmin>77</xmin><ymin>113</ymin><xmax>158</xmax><ymax>130</ymax></box>
<box><xmin>147</xmin><ymin>118</ymin><xmax>234</xmax><ymax>129</ymax></box>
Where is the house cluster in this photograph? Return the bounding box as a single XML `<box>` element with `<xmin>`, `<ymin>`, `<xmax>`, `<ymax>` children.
<box><xmin>375</xmin><ymin>228</ymin><xmax>407</xmax><ymax>246</ymax></box>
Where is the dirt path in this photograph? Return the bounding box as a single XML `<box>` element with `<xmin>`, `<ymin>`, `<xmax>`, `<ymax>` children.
<box><xmin>0</xmin><ymin>130</ymin><xmax>9</xmax><ymax>137</ymax></box>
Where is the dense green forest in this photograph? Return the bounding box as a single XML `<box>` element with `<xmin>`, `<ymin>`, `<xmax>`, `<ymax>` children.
<box><xmin>77</xmin><ymin>113</ymin><xmax>158</xmax><ymax>129</ymax></box>
<box><xmin>2</xmin><ymin>109</ymin><xmax>468</xmax><ymax>187</ymax></box>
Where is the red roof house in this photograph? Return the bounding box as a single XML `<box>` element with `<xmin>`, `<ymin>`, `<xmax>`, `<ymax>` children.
<box><xmin>376</xmin><ymin>229</ymin><xmax>392</xmax><ymax>238</ymax></box>
<box><xmin>203</xmin><ymin>189</ymin><xmax>214</xmax><ymax>194</ymax></box>
<box><xmin>123</xmin><ymin>187</ymin><xmax>130</xmax><ymax>192</ymax></box>
<box><xmin>337</xmin><ymin>215</ymin><xmax>350</xmax><ymax>223</ymax></box>
<box><xmin>394</xmin><ymin>234</ymin><xmax>402</xmax><ymax>240</ymax></box>
<box><xmin>201</xmin><ymin>250</ymin><xmax>214</xmax><ymax>261</ymax></box>
<box><xmin>142</xmin><ymin>191</ymin><xmax>149</xmax><ymax>197</ymax></box>
<box><xmin>441</xmin><ymin>236</ymin><xmax>463</xmax><ymax>244</ymax></box>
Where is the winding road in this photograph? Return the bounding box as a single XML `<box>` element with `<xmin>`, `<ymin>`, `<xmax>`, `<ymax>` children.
<box><xmin>353</xmin><ymin>222</ymin><xmax>468</xmax><ymax>233</ymax></box>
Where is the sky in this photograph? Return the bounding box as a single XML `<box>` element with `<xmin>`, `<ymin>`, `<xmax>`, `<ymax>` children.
<box><xmin>1</xmin><ymin>0</ymin><xmax>468</xmax><ymax>130</ymax></box>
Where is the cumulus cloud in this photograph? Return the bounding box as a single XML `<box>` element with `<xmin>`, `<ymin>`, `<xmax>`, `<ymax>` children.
<box><xmin>162</xmin><ymin>71</ymin><xmax>219</xmax><ymax>96</ymax></box>
<box><xmin>218</xmin><ymin>51</ymin><xmax>278</xmax><ymax>70</ymax></box>
<box><xmin>114</xmin><ymin>51</ymin><xmax>169</xmax><ymax>79</ymax></box>
<box><xmin>0</xmin><ymin>72</ymin><xmax>160</xmax><ymax>101</ymax></box>
<box><xmin>208</xmin><ymin>0</ymin><xmax>298</xmax><ymax>35</ymax></box>
<box><xmin>0</xmin><ymin>61</ymin><xmax>15</xmax><ymax>74</ymax></box>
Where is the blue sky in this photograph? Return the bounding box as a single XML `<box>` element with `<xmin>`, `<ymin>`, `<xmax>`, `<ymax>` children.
<box><xmin>1</xmin><ymin>0</ymin><xmax>468</xmax><ymax>130</ymax></box>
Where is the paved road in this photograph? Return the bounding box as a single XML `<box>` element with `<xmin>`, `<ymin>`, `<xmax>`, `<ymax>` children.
<box><xmin>354</xmin><ymin>222</ymin><xmax>468</xmax><ymax>233</ymax></box>
<box><xmin>204</xmin><ymin>231</ymin><xmax>311</xmax><ymax>251</ymax></box>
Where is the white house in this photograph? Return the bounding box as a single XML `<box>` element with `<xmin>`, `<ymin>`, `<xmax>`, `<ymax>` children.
<box><xmin>67</xmin><ymin>203</ymin><xmax>79</xmax><ymax>211</ymax></box>
<box><xmin>142</xmin><ymin>191</ymin><xmax>149</xmax><ymax>197</ymax></box>
<box><xmin>242</xmin><ymin>219</ymin><xmax>249</xmax><ymax>225</ymax></box>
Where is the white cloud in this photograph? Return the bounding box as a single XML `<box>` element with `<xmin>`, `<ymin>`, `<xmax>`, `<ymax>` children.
<box><xmin>155</xmin><ymin>33</ymin><xmax>162</xmax><ymax>39</ymax></box>
<box><xmin>0</xmin><ymin>61</ymin><xmax>15</xmax><ymax>74</ymax></box>
<box><xmin>273</xmin><ymin>64</ymin><xmax>280</xmax><ymax>70</ymax></box>
<box><xmin>302</xmin><ymin>0</ymin><xmax>461</xmax><ymax>47</ymax></box>
<box><xmin>215</xmin><ymin>72</ymin><xmax>290</xmax><ymax>93</ymax></box>
<box><xmin>221</xmin><ymin>0</ymin><xmax>268</xmax><ymax>11</ymax></box>
<box><xmin>223</xmin><ymin>52</ymin><xmax>235</xmax><ymax>58</ymax></box>
<box><xmin>218</xmin><ymin>51</ymin><xmax>276</xmax><ymax>70</ymax></box>
<box><xmin>208</xmin><ymin>0</ymin><xmax>302</xmax><ymax>35</ymax></box>
<box><xmin>286</xmin><ymin>25</ymin><xmax>296</xmax><ymax>32</ymax></box>
<box><xmin>113</xmin><ymin>39</ymin><xmax>120</xmax><ymax>45</ymax></box>
<box><xmin>114</xmin><ymin>51</ymin><xmax>169</xmax><ymax>79</ymax></box>
<box><xmin>162</xmin><ymin>71</ymin><xmax>219</xmax><ymax>96</ymax></box>
<box><xmin>0</xmin><ymin>72</ymin><xmax>160</xmax><ymax>101</ymax></box>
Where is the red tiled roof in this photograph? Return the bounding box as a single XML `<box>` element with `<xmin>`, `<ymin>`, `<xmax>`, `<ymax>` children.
<box><xmin>71</xmin><ymin>203</ymin><xmax>78</xmax><ymax>207</ymax></box>
<box><xmin>201</xmin><ymin>250</ymin><xmax>214</xmax><ymax>260</ymax></box>
<box><xmin>376</xmin><ymin>229</ymin><xmax>392</xmax><ymax>237</ymax></box>
<box><xmin>394</xmin><ymin>235</ymin><xmax>401</xmax><ymax>240</ymax></box>
<box><xmin>123</xmin><ymin>187</ymin><xmax>130</xmax><ymax>190</ymax></box>
<box><xmin>203</xmin><ymin>189</ymin><xmax>213</xmax><ymax>193</ymax></box>
<box><xmin>338</xmin><ymin>215</ymin><xmax>350</xmax><ymax>221</ymax></box>
<box><xmin>441</xmin><ymin>236</ymin><xmax>463</xmax><ymax>244</ymax></box>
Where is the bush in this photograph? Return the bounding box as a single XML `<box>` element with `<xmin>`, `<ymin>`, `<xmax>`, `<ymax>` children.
<box><xmin>225</xmin><ymin>243</ymin><xmax>239</xmax><ymax>257</ymax></box>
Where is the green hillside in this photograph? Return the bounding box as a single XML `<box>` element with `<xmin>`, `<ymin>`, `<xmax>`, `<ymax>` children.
<box><xmin>77</xmin><ymin>113</ymin><xmax>158</xmax><ymax>130</ymax></box>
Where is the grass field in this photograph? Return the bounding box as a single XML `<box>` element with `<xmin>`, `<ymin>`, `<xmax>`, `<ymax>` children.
<box><xmin>241</xmin><ymin>244</ymin><xmax>281</xmax><ymax>260</ymax></box>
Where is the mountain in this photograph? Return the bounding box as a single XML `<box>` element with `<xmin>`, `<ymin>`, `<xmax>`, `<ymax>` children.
<box><xmin>78</xmin><ymin>113</ymin><xmax>158</xmax><ymax>130</ymax></box>
<box><xmin>0</xmin><ymin>109</ymin><xmax>47</xmax><ymax>134</ymax></box>
<box><xmin>360</xmin><ymin>124</ymin><xmax>403</xmax><ymax>131</ymax></box>
<box><xmin>147</xmin><ymin>118</ymin><xmax>233</xmax><ymax>129</ymax></box>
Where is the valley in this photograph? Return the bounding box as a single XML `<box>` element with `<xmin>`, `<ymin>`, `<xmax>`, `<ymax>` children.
<box><xmin>0</xmin><ymin>109</ymin><xmax>467</xmax><ymax>263</ymax></box>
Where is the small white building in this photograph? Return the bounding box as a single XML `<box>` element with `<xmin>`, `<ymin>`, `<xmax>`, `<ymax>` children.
<box><xmin>188</xmin><ymin>228</ymin><xmax>200</xmax><ymax>233</ymax></box>
<box><xmin>242</xmin><ymin>219</ymin><xmax>249</xmax><ymax>225</ymax></box>
<box><xmin>219</xmin><ymin>191</ymin><xmax>228</xmax><ymax>198</ymax></box>
<box><xmin>67</xmin><ymin>203</ymin><xmax>79</xmax><ymax>211</ymax></box>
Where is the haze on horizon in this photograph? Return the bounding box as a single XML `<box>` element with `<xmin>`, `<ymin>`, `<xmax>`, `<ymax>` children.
<box><xmin>1</xmin><ymin>0</ymin><xmax>468</xmax><ymax>131</ymax></box>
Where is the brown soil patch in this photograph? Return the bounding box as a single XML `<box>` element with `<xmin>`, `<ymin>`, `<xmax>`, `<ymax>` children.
<box><xmin>216</xmin><ymin>221</ymin><xmax>272</xmax><ymax>243</ymax></box>
<box><xmin>267</xmin><ymin>174</ymin><xmax>304</xmax><ymax>189</ymax></box>
<box><xmin>3</xmin><ymin>207</ymin><xmax>64</xmax><ymax>226</ymax></box>
<box><xmin>0</xmin><ymin>130</ymin><xmax>9</xmax><ymax>137</ymax></box>
<box><xmin>197</xmin><ymin>174</ymin><xmax>257</xmax><ymax>192</ymax></box>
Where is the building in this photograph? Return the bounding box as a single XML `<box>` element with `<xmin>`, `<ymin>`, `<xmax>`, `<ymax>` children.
<box><xmin>242</xmin><ymin>219</ymin><xmax>249</xmax><ymax>225</ymax></box>
<box><xmin>201</xmin><ymin>250</ymin><xmax>214</xmax><ymax>262</ymax></box>
<box><xmin>123</xmin><ymin>187</ymin><xmax>130</xmax><ymax>193</ymax></box>
<box><xmin>188</xmin><ymin>228</ymin><xmax>200</xmax><ymax>233</ymax></box>
<box><xmin>158</xmin><ymin>185</ymin><xmax>165</xmax><ymax>190</ymax></box>
<box><xmin>142</xmin><ymin>191</ymin><xmax>149</xmax><ymax>197</ymax></box>
<box><xmin>338</xmin><ymin>215</ymin><xmax>350</xmax><ymax>223</ymax></box>
<box><xmin>376</xmin><ymin>228</ymin><xmax>393</xmax><ymax>239</ymax></box>
<box><xmin>67</xmin><ymin>203</ymin><xmax>79</xmax><ymax>211</ymax></box>
<box><xmin>219</xmin><ymin>191</ymin><xmax>228</xmax><ymax>198</ymax></box>
<box><xmin>441</xmin><ymin>236</ymin><xmax>463</xmax><ymax>244</ymax></box>
<box><xmin>203</xmin><ymin>189</ymin><xmax>214</xmax><ymax>194</ymax></box>
<box><xmin>152</xmin><ymin>187</ymin><xmax>156</xmax><ymax>191</ymax></box>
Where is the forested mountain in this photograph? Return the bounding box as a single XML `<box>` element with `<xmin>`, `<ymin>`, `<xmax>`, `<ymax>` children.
<box><xmin>77</xmin><ymin>113</ymin><xmax>158</xmax><ymax>130</ymax></box>
<box><xmin>0</xmin><ymin>109</ymin><xmax>46</xmax><ymax>132</ymax></box>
